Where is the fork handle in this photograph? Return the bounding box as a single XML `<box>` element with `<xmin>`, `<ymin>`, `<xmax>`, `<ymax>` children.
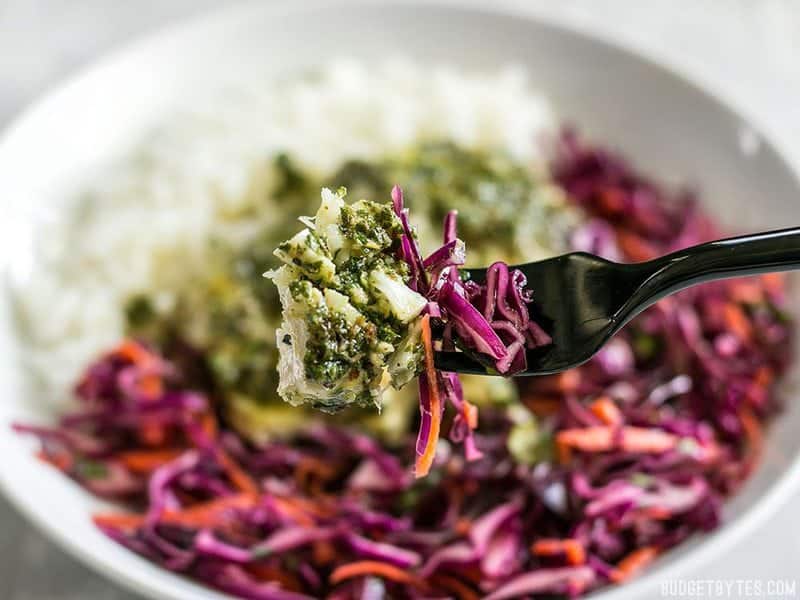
<box><xmin>632</xmin><ymin>226</ymin><xmax>800</xmax><ymax>309</ymax></box>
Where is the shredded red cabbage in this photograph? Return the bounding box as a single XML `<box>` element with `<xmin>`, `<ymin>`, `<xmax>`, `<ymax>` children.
<box><xmin>391</xmin><ymin>184</ymin><xmax>546</xmax><ymax>377</ymax></box>
<box><xmin>15</xmin><ymin>133</ymin><xmax>792</xmax><ymax>599</ymax></box>
<box><xmin>389</xmin><ymin>184</ymin><xmax>546</xmax><ymax>476</ymax></box>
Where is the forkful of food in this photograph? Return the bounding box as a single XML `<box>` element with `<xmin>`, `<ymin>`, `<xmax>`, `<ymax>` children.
<box><xmin>266</xmin><ymin>184</ymin><xmax>799</xmax><ymax>474</ymax></box>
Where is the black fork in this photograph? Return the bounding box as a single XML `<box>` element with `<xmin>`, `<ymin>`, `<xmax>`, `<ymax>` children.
<box><xmin>435</xmin><ymin>227</ymin><xmax>800</xmax><ymax>376</ymax></box>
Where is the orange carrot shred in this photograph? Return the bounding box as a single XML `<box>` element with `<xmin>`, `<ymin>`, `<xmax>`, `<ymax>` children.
<box><xmin>729</xmin><ymin>280</ymin><xmax>764</xmax><ymax>304</ymax></box>
<box><xmin>762</xmin><ymin>272</ymin><xmax>785</xmax><ymax>296</ymax></box>
<box><xmin>589</xmin><ymin>396</ymin><xmax>623</xmax><ymax>425</ymax></box>
<box><xmin>312</xmin><ymin>540</ymin><xmax>337</xmax><ymax>566</ymax></box>
<box><xmin>295</xmin><ymin>456</ymin><xmax>336</xmax><ymax>482</ymax></box>
<box><xmin>531</xmin><ymin>538</ymin><xmax>586</xmax><ymax>565</ymax></box>
<box><xmin>271</xmin><ymin>497</ymin><xmax>315</xmax><ymax>527</ymax></box>
<box><xmin>739</xmin><ymin>406</ymin><xmax>764</xmax><ymax>461</ymax></box>
<box><xmin>556</xmin><ymin>427</ymin><xmax>614</xmax><ymax>452</ymax></box>
<box><xmin>617</xmin><ymin>230</ymin><xmax>659</xmax><ymax>262</ymax></box>
<box><xmin>94</xmin><ymin>484</ymin><xmax>261</xmax><ymax>533</ymax></box>
<box><xmin>723</xmin><ymin>303</ymin><xmax>753</xmax><ymax>341</ymax></box>
<box><xmin>200</xmin><ymin>412</ymin><xmax>219</xmax><ymax>440</ymax></box>
<box><xmin>610</xmin><ymin>546</ymin><xmax>659</xmax><ymax>582</ymax></box>
<box><xmin>138</xmin><ymin>421</ymin><xmax>167</xmax><ymax>447</ymax></box>
<box><xmin>619</xmin><ymin>427</ymin><xmax>678</xmax><ymax>453</ymax></box>
<box><xmin>217</xmin><ymin>449</ymin><xmax>259</xmax><ymax>496</ymax></box>
<box><xmin>415</xmin><ymin>314</ymin><xmax>441</xmax><ymax>478</ymax></box>
<box><xmin>93</xmin><ymin>513</ymin><xmax>145</xmax><ymax>530</ymax></box>
<box><xmin>245</xmin><ymin>564</ymin><xmax>303</xmax><ymax>591</ymax></box>
<box><xmin>557</xmin><ymin>426</ymin><xmax>678</xmax><ymax>455</ymax></box>
<box><xmin>330</xmin><ymin>561</ymin><xmax>428</xmax><ymax>590</ymax></box>
<box><xmin>533</xmin><ymin>371</ymin><xmax>581</xmax><ymax>394</ymax></box>
<box><xmin>137</xmin><ymin>373</ymin><xmax>164</xmax><ymax>400</ymax></box>
<box><xmin>37</xmin><ymin>450</ymin><xmax>73</xmax><ymax>472</ymax></box>
<box><xmin>638</xmin><ymin>506</ymin><xmax>673</xmax><ymax>520</ymax></box>
<box><xmin>454</xmin><ymin>518</ymin><xmax>472</xmax><ymax>536</ymax></box>
<box><xmin>531</xmin><ymin>538</ymin><xmax>562</xmax><ymax>554</ymax></box>
<box><xmin>163</xmin><ymin>493</ymin><xmax>257</xmax><ymax>528</ymax></box>
<box><xmin>564</xmin><ymin>541</ymin><xmax>587</xmax><ymax>566</ymax></box>
<box><xmin>754</xmin><ymin>366</ymin><xmax>774</xmax><ymax>389</ymax></box>
<box><xmin>117</xmin><ymin>448</ymin><xmax>184</xmax><ymax>473</ymax></box>
<box><xmin>597</xmin><ymin>188</ymin><xmax>626</xmax><ymax>213</ymax></box>
<box><xmin>463</xmin><ymin>399</ymin><xmax>479</xmax><ymax>429</ymax></box>
<box><xmin>556</xmin><ymin>439</ymin><xmax>573</xmax><ymax>465</ymax></box>
<box><xmin>115</xmin><ymin>339</ymin><xmax>153</xmax><ymax>365</ymax></box>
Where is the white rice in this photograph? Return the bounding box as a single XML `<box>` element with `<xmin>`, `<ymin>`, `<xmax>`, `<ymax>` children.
<box><xmin>11</xmin><ymin>59</ymin><xmax>557</xmax><ymax>402</ymax></box>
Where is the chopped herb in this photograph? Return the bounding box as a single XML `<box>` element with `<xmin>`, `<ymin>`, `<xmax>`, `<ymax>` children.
<box><xmin>75</xmin><ymin>459</ymin><xmax>109</xmax><ymax>480</ymax></box>
<box><xmin>268</xmin><ymin>188</ymin><xmax>426</xmax><ymax>412</ymax></box>
<box><xmin>125</xmin><ymin>295</ymin><xmax>156</xmax><ymax>329</ymax></box>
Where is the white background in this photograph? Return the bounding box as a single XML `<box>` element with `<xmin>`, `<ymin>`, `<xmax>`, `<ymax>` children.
<box><xmin>1</xmin><ymin>1</ymin><xmax>799</xmax><ymax>598</ymax></box>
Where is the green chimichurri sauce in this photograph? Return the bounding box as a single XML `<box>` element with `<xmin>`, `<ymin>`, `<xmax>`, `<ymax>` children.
<box><xmin>124</xmin><ymin>141</ymin><xmax>569</xmax><ymax>439</ymax></box>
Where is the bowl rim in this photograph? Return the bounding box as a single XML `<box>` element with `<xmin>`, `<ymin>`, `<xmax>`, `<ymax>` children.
<box><xmin>1</xmin><ymin>1</ymin><xmax>800</xmax><ymax>599</ymax></box>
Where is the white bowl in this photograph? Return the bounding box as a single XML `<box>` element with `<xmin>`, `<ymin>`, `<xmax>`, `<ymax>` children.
<box><xmin>1</xmin><ymin>2</ymin><xmax>799</xmax><ymax>599</ymax></box>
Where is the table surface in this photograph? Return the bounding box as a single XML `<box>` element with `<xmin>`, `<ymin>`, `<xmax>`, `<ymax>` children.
<box><xmin>2</xmin><ymin>1</ymin><xmax>800</xmax><ymax>598</ymax></box>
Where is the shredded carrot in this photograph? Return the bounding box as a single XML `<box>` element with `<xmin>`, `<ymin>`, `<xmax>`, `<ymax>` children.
<box><xmin>531</xmin><ymin>538</ymin><xmax>586</xmax><ymax>565</ymax></box>
<box><xmin>617</xmin><ymin>230</ymin><xmax>659</xmax><ymax>262</ymax></box>
<box><xmin>620</xmin><ymin>427</ymin><xmax>678</xmax><ymax>453</ymax></box>
<box><xmin>272</xmin><ymin>497</ymin><xmax>315</xmax><ymax>527</ymax></box>
<box><xmin>114</xmin><ymin>339</ymin><xmax>154</xmax><ymax>366</ymax></box>
<box><xmin>556</xmin><ymin>427</ymin><xmax>614</xmax><ymax>453</ymax></box>
<box><xmin>430</xmin><ymin>573</ymin><xmax>480</xmax><ymax>600</ymax></box>
<box><xmin>597</xmin><ymin>188</ymin><xmax>626</xmax><ymax>215</ymax></box>
<box><xmin>739</xmin><ymin>406</ymin><xmax>764</xmax><ymax>461</ymax></box>
<box><xmin>217</xmin><ymin>449</ymin><xmax>259</xmax><ymax>496</ymax></box>
<box><xmin>295</xmin><ymin>456</ymin><xmax>336</xmax><ymax>487</ymax></box>
<box><xmin>747</xmin><ymin>366</ymin><xmax>774</xmax><ymax>409</ymax></box>
<box><xmin>137</xmin><ymin>373</ymin><xmax>164</xmax><ymax>400</ymax></box>
<box><xmin>556</xmin><ymin>441</ymin><xmax>573</xmax><ymax>465</ymax></box>
<box><xmin>112</xmin><ymin>339</ymin><xmax>165</xmax><ymax>400</ymax></box>
<box><xmin>561</xmin><ymin>541</ymin><xmax>586</xmax><ymax>566</ymax></box>
<box><xmin>754</xmin><ymin>366</ymin><xmax>774</xmax><ymax>389</ymax></box>
<box><xmin>610</xmin><ymin>546</ymin><xmax>659</xmax><ymax>583</ymax></box>
<box><xmin>454</xmin><ymin>517</ymin><xmax>472</xmax><ymax>536</ymax></box>
<box><xmin>415</xmin><ymin>314</ymin><xmax>441</xmax><ymax>479</ymax></box>
<box><xmin>312</xmin><ymin>540</ymin><xmax>337</xmax><ymax>566</ymax></box>
<box><xmin>556</xmin><ymin>426</ymin><xmax>677</xmax><ymax>455</ymax></box>
<box><xmin>245</xmin><ymin>564</ymin><xmax>303</xmax><ymax>591</ymax></box>
<box><xmin>163</xmin><ymin>493</ymin><xmax>258</xmax><ymax>528</ymax></box>
<box><xmin>200</xmin><ymin>412</ymin><xmax>219</xmax><ymax>440</ymax></box>
<box><xmin>271</xmin><ymin>494</ymin><xmax>335</xmax><ymax>525</ymax></box>
<box><xmin>138</xmin><ymin>421</ymin><xmax>167</xmax><ymax>447</ymax></box>
<box><xmin>531</xmin><ymin>538</ymin><xmax>563</xmax><ymax>555</ymax></box>
<box><xmin>534</xmin><ymin>371</ymin><xmax>581</xmax><ymax>394</ymax></box>
<box><xmin>103</xmin><ymin>489</ymin><xmax>257</xmax><ymax>534</ymax></box>
<box><xmin>93</xmin><ymin>513</ymin><xmax>145</xmax><ymax>530</ymax></box>
<box><xmin>37</xmin><ymin>450</ymin><xmax>73</xmax><ymax>472</ymax></box>
<box><xmin>730</xmin><ymin>280</ymin><xmax>764</xmax><ymax>304</ymax></box>
<box><xmin>638</xmin><ymin>506</ymin><xmax>673</xmax><ymax>520</ymax></box>
<box><xmin>723</xmin><ymin>303</ymin><xmax>753</xmax><ymax>342</ymax></box>
<box><xmin>329</xmin><ymin>561</ymin><xmax>428</xmax><ymax>590</ymax></box>
<box><xmin>277</xmin><ymin>494</ymin><xmax>335</xmax><ymax>519</ymax></box>
<box><xmin>589</xmin><ymin>396</ymin><xmax>623</xmax><ymax>426</ymax></box>
<box><xmin>463</xmin><ymin>399</ymin><xmax>479</xmax><ymax>429</ymax></box>
<box><xmin>117</xmin><ymin>448</ymin><xmax>184</xmax><ymax>473</ymax></box>
<box><xmin>762</xmin><ymin>273</ymin><xmax>785</xmax><ymax>296</ymax></box>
